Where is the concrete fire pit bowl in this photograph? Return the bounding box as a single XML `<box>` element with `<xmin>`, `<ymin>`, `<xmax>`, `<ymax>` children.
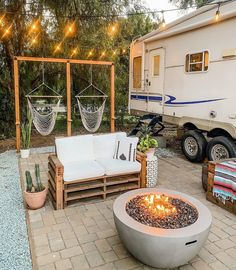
<box><xmin>113</xmin><ymin>188</ymin><xmax>212</xmax><ymax>269</ymax></box>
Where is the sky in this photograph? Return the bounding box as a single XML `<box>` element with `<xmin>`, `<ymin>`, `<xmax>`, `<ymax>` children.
<box><xmin>144</xmin><ymin>0</ymin><xmax>195</xmax><ymax>23</ymax></box>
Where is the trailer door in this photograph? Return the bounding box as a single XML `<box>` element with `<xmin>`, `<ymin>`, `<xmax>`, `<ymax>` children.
<box><xmin>147</xmin><ymin>48</ymin><xmax>165</xmax><ymax>114</ymax></box>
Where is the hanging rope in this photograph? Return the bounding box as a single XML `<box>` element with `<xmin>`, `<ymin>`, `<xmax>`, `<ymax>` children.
<box><xmin>75</xmin><ymin>65</ymin><xmax>107</xmax><ymax>133</ymax></box>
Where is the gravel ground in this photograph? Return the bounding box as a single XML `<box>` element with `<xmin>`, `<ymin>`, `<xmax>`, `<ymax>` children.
<box><xmin>155</xmin><ymin>147</ymin><xmax>177</xmax><ymax>158</ymax></box>
<box><xmin>0</xmin><ymin>150</ymin><xmax>32</xmax><ymax>270</ymax></box>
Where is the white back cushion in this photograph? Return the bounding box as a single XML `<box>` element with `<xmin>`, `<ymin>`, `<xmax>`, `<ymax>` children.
<box><xmin>93</xmin><ymin>132</ymin><xmax>126</xmax><ymax>160</ymax></box>
<box><xmin>56</xmin><ymin>135</ymin><xmax>94</xmax><ymax>164</ymax></box>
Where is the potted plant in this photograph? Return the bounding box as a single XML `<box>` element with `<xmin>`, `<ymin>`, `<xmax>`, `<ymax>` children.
<box><xmin>24</xmin><ymin>164</ymin><xmax>47</xmax><ymax>209</ymax></box>
<box><xmin>138</xmin><ymin>134</ymin><xmax>158</xmax><ymax>158</ymax></box>
<box><xmin>21</xmin><ymin>110</ymin><xmax>32</xmax><ymax>159</ymax></box>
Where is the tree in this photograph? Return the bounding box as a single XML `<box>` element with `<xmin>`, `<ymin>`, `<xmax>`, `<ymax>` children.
<box><xmin>0</xmin><ymin>0</ymin><xmax>156</xmax><ymax>138</ymax></box>
<box><xmin>169</xmin><ymin>0</ymin><xmax>214</xmax><ymax>9</ymax></box>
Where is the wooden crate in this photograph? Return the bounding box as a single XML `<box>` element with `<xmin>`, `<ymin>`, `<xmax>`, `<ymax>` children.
<box><xmin>206</xmin><ymin>160</ymin><xmax>236</xmax><ymax>215</ymax></box>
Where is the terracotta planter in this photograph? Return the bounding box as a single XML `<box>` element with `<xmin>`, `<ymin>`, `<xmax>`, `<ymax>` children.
<box><xmin>145</xmin><ymin>148</ymin><xmax>156</xmax><ymax>159</ymax></box>
<box><xmin>24</xmin><ymin>187</ymin><xmax>47</xmax><ymax>210</ymax></box>
<box><xmin>21</xmin><ymin>149</ymin><xmax>30</xmax><ymax>159</ymax></box>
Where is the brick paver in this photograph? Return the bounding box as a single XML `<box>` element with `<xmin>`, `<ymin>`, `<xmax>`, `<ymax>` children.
<box><xmin>20</xmin><ymin>152</ymin><xmax>236</xmax><ymax>270</ymax></box>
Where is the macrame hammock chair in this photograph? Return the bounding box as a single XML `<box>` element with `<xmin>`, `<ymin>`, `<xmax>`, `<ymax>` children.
<box><xmin>26</xmin><ymin>63</ymin><xmax>62</xmax><ymax>136</ymax></box>
<box><xmin>75</xmin><ymin>66</ymin><xmax>107</xmax><ymax>133</ymax></box>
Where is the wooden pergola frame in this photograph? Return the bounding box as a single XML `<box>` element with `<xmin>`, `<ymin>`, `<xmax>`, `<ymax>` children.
<box><xmin>13</xmin><ymin>56</ymin><xmax>115</xmax><ymax>152</ymax></box>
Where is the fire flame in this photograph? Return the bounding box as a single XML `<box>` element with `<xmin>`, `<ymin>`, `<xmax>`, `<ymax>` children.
<box><xmin>143</xmin><ymin>194</ymin><xmax>176</xmax><ymax>217</ymax></box>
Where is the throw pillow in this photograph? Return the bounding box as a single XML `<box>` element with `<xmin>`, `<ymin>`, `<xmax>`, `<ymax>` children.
<box><xmin>114</xmin><ymin>137</ymin><xmax>138</xmax><ymax>162</ymax></box>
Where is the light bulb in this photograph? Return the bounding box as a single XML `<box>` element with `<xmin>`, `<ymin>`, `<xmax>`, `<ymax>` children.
<box><xmin>162</xmin><ymin>20</ymin><xmax>166</xmax><ymax>28</ymax></box>
<box><xmin>215</xmin><ymin>9</ymin><xmax>220</xmax><ymax>21</ymax></box>
<box><xmin>161</xmin><ymin>11</ymin><xmax>166</xmax><ymax>29</ymax></box>
<box><xmin>55</xmin><ymin>44</ymin><xmax>61</xmax><ymax>51</ymax></box>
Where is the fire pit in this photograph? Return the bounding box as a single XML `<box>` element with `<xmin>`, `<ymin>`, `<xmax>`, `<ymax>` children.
<box><xmin>113</xmin><ymin>188</ymin><xmax>212</xmax><ymax>269</ymax></box>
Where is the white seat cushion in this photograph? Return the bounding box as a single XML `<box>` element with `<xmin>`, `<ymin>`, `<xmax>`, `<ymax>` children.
<box><xmin>63</xmin><ymin>160</ymin><xmax>105</xmax><ymax>182</ymax></box>
<box><xmin>93</xmin><ymin>132</ymin><xmax>126</xmax><ymax>160</ymax></box>
<box><xmin>97</xmin><ymin>158</ymin><xmax>141</xmax><ymax>176</ymax></box>
<box><xmin>56</xmin><ymin>135</ymin><xmax>94</xmax><ymax>164</ymax></box>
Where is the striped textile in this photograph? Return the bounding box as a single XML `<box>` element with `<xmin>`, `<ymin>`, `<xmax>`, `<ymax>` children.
<box><xmin>213</xmin><ymin>160</ymin><xmax>236</xmax><ymax>203</ymax></box>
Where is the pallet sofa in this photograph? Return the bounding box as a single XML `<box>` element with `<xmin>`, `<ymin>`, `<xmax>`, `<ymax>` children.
<box><xmin>48</xmin><ymin>132</ymin><xmax>147</xmax><ymax>210</ymax></box>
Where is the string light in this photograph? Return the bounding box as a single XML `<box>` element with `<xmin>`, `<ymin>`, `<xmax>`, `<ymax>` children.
<box><xmin>71</xmin><ymin>47</ymin><xmax>78</xmax><ymax>57</ymax></box>
<box><xmin>113</xmin><ymin>50</ymin><xmax>116</xmax><ymax>55</ymax></box>
<box><xmin>29</xmin><ymin>19</ymin><xmax>40</xmax><ymax>33</ymax></box>
<box><xmin>0</xmin><ymin>14</ymin><xmax>5</xmax><ymax>26</ymax></box>
<box><xmin>54</xmin><ymin>43</ymin><xmax>62</xmax><ymax>53</ymax></box>
<box><xmin>101</xmin><ymin>51</ymin><xmax>106</xmax><ymax>57</ymax></box>
<box><xmin>122</xmin><ymin>49</ymin><xmax>126</xmax><ymax>54</ymax></box>
<box><xmin>109</xmin><ymin>23</ymin><xmax>118</xmax><ymax>35</ymax></box>
<box><xmin>65</xmin><ymin>21</ymin><xmax>76</xmax><ymax>36</ymax></box>
<box><xmin>161</xmin><ymin>11</ymin><xmax>166</xmax><ymax>28</ymax></box>
<box><xmin>88</xmin><ymin>50</ymin><xmax>93</xmax><ymax>57</ymax></box>
<box><xmin>32</xmin><ymin>23</ymin><xmax>36</xmax><ymax>30</ymax></box>
<box><xmin>215</xmin><ymin>4</ymin><xmax>220</xmax><ymax>21</ymax></box>
<box><xmin>31</xmin><ymin>38</ymin><xmax>37</xmax><ymax>44</ymax></box>
<box><xmin>2</xmin><ymin>26</ymin><xmax>11</xmax><ymax>38</ymax></box>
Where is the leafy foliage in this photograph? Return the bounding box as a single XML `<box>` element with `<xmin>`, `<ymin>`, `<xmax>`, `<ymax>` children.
<box><xmin>169</xmin><ymin>0</ymin><xmax>214</xmax><ymax>9</ymax></box>
<box><xmin>0</xmin><ymin>0</ymin><xmax>156</xmax><ymax>138</ymax></box>
<box><xmin>137</xmin><ymin>134</ymin><xmax>158</xmax><ymax>153</ymax></box>
<box><xmin>21</xmin><ymin>110</ymin><xmax>32</xmax><ymax>149</ymax></box>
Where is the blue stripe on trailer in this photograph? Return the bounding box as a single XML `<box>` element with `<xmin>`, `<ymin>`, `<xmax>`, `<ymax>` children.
<box><xmin>131</xmin><ymin>94</ymin><xmax>225</xmax><ymax>105</ymax></box>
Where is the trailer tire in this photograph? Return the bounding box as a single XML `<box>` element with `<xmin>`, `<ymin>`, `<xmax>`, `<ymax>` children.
<box><xmin>181</xmin><ymin>130</ymin><xmax>207</xmax><ymax>162</ymax></box>
<box><xmin>206</xmin><ymin>136</ymin><xmax>236</xmax><ymax>161</ymax></box>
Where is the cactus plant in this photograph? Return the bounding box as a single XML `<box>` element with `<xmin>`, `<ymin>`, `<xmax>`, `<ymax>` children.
<box><xmin>25</xmin><ymin>164</ymin><xmax>44</xmax><ymax>193</ymax></box>
<box><xmin>35</xmin><ymin>164</ymin><xmax>43</xmax><ymax>192</ymax></box>
<box><xmin>25</xmin><ymin>171</ymin><xmax>33</xmax><ymax>192</ymax></box>
<box><xmin>24</xmin><ymin>164</ymin><xmax>47</xmax><ymax>210</ymax></box>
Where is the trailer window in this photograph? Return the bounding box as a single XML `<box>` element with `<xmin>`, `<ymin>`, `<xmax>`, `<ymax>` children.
<box><xmin>185</xmin><ymin>51</ymin><xmax>209</xmax><ymax>72</ymax></box>
<box><xmin>153</xmin><ymin>55</ymin><xmax>160</xmax><ymax>76</ymax></box>
<box><xmin>133</xmin><ymin>56</ymin><xmax>142</xmax><ymax>88</ymax></box>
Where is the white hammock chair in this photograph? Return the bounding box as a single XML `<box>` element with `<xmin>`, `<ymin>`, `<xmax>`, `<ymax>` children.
<box><xmin>26</xmin><ymin>64</ymin><xmax>62</xmax><ymax>136</ymax></box>
<box><xmin>75</xmin><ymin>66</ymin><xmax>107</xmax><ymax>133</ymax></box>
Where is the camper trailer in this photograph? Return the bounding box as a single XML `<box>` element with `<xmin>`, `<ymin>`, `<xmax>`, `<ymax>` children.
<box><xmin>129</xmin><ymin>0</ymin><xmax>236</xmax><ymax>162</ymax></box>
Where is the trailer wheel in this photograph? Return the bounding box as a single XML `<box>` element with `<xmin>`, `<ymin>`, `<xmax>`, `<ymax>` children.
<box><xmin>206</xmin><ymin>136</ymin><xmax>236</xmax><ymax>161</ymax></box>
<box><xmin>181</xmin><ymin>130</ymin><xmax>207</xmax><ymax>162</ymax></box>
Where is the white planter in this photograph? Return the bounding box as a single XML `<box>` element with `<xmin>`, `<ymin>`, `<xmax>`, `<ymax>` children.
<box><xmin>20</xmin><ymin>149</ymin><xmax>30</xmax><ymax>159</ymax></box>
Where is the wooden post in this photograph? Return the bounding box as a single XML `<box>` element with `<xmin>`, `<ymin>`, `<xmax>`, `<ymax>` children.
<box><xmin>110</xmin><ymin>63</ymin><xmax>115</xmax><ymax>132</ymax></box>
<box><xmin>14</xmin><ymin>59</ymin><xmax>21</xmax><ymax>152</ymax></box>
<box><xmin>66</xmin><ymin>61</ymin><xmax>72</xmax><ymax>136</ymax></box>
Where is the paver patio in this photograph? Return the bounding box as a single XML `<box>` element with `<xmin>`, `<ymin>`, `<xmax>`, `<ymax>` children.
<box><xmin>19</xmin><ymin>149</ymin><xmax>236</xmax><ymax>270</ymax></box>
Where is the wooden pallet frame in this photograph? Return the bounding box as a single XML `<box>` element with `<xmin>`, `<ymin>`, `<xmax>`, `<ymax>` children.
<box><xmin>48</xmin><ymin>151</ymin><xmax>147</xmax><ymax>209</ymax></box>
<box><xmin>206</xmin><ymin>159</ymin><xmax>236</xmax><ymax>215</ymax></box>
